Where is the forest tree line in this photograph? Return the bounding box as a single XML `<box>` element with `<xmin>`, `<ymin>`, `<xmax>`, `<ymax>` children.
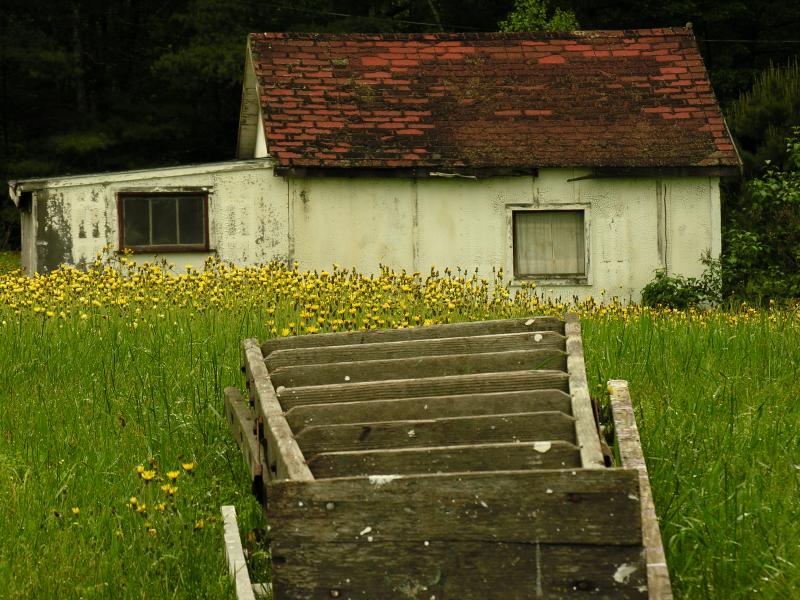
<box><xmin>2</xmin><ymin>0</ymin><xmax>799</xmax><ymax>298</ymax></box>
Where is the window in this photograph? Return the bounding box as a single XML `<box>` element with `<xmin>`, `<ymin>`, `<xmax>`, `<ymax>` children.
<box><xmin>513</xmin><ymin>210</ymin><xmax>585</xmax><ymax>278</ymax></box>
<box><xmin>119</xmin><ymin>193</ymin><xmax>209</xmax><ymax>252</ymax></box>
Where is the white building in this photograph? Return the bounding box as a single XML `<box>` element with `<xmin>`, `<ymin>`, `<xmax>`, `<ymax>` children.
<box><xmin>9</xmin><ymin>29</ymin><xmax>740</xmax><ymax>301</ymax></box>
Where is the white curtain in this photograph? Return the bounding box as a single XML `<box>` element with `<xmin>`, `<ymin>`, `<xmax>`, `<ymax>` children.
<box><xmin>514</xmin><ymin>211</ymin><xmax>584</xmax><ymax>276</ymax></box>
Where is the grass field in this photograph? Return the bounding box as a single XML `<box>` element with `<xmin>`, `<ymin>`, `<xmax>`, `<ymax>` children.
<box><xmin>0</xmin><ymin>253</ymin><xmax>798</xmax><ymax>598</ymax></box>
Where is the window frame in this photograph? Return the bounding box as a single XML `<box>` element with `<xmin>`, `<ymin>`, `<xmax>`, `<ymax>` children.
<box><xmin>507</xmin><ymin>205</ymin><xmax>591</xmax><ymax>285</ymax></box>
<box><xmin>117</xmin><ymin>191</ymin><xmax>210</xmax><ymax>253</ymax></box>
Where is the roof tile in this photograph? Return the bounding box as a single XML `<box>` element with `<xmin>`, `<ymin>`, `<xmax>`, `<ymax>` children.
<box><xmin>248</xmin><ymin>30</ymin><xmax>739</xmax><ymax>170</ymax></box>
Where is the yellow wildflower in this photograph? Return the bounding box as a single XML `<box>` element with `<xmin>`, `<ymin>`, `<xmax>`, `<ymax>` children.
<box><xmin>71</xmin><ymin>507</ymin><xmax>80</xmax><ymax>516</ymax></box>
<box><xmin>194</xmin><ymin>519</ymin><xmax>204</xmax><ymax>530</ymax></box>
<box><xmin>181</xmin><ymin>462</ymin><xmax>195</xmax><ymax>473</ymax></box>
<box><xmin>166</xmin><ymin>470</ymin><xmax>180</xmax><ymax>481</ymax></box>
<box><xmin>141</xmin><ymin>470</ymin><xmax>155</xmax><ymax>482</ymax></box>
<box><xmin>135</xmin><ymin>465</ymin><xmax>145</xmax><ymax>475</ymax></box>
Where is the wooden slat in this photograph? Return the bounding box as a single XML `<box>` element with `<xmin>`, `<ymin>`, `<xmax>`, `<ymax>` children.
<box><xmin>242</xmin><ymin>338</ymin><xmax>314</xmax><ymax>483</ymax></box>
<box><xmin>270</xmin><ymin>348</ymin><xmax>567</xmax><ymax>388</ymax></box>
<box><xmin>284</xmin><ymin>389</ymin><xmax>572</xmax><ymax>431</ymax></box>
<box><xmin>261</xmin><ymin>316</ymin><xmax>564</xmax><ymax>354</ymax></box>
<box><xmin>296</xmin><ymin>411</ymin><xmax>577</xmax><ymax>455</ymax></box>
<box><xmin>565</xmin><ymin>313</ymin><xmax>606</xmax><ymax>469</ymax></box>
<box><xmin>242</xmin><ymin>338</ymin><xmax>283</xmax><ymax>419</ymax></box>
<box><xmin>270</xmin><ymin>540</ymin><xmax>647</xmax><ymax>599</ymax></box>
<box><xmin>610</xmin><ymin>379</ymin><xmax>673</xmax><ymax>600</ymax></box>
<box><xmin>277</xmin><ymin>370</ymin><xmax>570</xmax><ymax>409</ymax></box>
<box><xmin>307</xmin><ymin>440</ymin><xmax>582</xmax><ymax>478</ymax></box>
<box><xmin>267</xmin><ymin>468</ymin><xmax>642</xmax><ymax>545</ymax></box>
<box><xmin>264</xmin><ymin>416</ymin><xmax>314</xmax><ymax>482</ymax></box>
<box><xmin>265</xmin><ymin>330</ymin><xmax>566</xmax><ymax>369</ymax></box>
<box><xmin>221</xmin><ymin>505</ymin><xmax>258</xmax><ymax>600</ymax></box>
<box><xmin>223</xmin><ymin>387</ymin><xmax>264</xmax><ymax>482</ymax></box>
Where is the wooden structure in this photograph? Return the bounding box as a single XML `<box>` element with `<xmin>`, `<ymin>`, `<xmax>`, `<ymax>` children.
<box><xmin>225</xmin><ymin>315</ymin><xmax>671</xmax><ymax>598</ymax></box>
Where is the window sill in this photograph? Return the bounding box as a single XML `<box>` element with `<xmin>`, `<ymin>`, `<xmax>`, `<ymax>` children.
<box><xmin>120</xmin><ymin>246</ymin><xmax>213</xmax><ymax>254</ymax></box>
<box><xmin>513</xmin><ymin>276</ymin><xmax>590</xmax><ymax>286</ymax></box>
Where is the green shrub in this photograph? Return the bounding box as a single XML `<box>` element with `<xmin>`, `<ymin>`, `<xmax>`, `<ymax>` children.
<box><xmin>641</xmin><ymin>254</ymin><xmax>722</xmax><ymax>309</ymax></box>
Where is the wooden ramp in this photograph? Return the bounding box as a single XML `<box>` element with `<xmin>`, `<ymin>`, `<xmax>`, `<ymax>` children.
<box><xmin>225</xmin><ymin>315</ymin><xmax>669</xmax><ymax>599</ymax></box>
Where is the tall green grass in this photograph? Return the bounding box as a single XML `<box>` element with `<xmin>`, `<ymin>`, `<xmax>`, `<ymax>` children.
<box><xmin>0</xmin><ymin>302</ymin><xmax>798</xmax><ymax>597</ymax></box>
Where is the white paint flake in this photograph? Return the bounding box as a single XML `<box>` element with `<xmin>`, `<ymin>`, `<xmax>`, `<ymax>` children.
<box><xmin>533</xmin><ymin>441</ymin><xmax>551</xmax><ymax>453</ymax></box>
<box><xmin>525</xmin><ymin>319</ymin><xmax>535</xmax><ymax>326</ymax></box>
<box><xmin>368</xmin><ymin>474</ymin><xmax>402</xmax><ymax>486</ymax></box>
<box><xmin>407</xmin><ymin>429</ymin><xmax>416</xmax><ymax>438</ymax></box>
<box><xmin>276</xmin><ymin>385</ymin><xmax>286</xmax><ymax>394</ymax></box>
<box><xmin>534</xmin><ymin>333</ymin><xmax>543</xmax><ymax>342</ymax></box>
<box><xmin>359</xmin><ymin>526</ymin><xmax>372</xmax><ymax>536</ymax></box>
<box><xmin>344</xmin><ymin>375</ymin><xmax>350</xmax><ymax>381</ymax></box>
<box><xmin>545</xmin><ymin>489</ymin><xmax>553</xmax><ymax>494</ymax></box>
<box><xmin>613</xmin><ymin>563</ymin><xmax>638</xmax><ymax>584</ymax></box>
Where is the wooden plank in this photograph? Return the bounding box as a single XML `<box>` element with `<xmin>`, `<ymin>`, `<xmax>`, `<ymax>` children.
<box><xmin>261</xmin><ymin>316</ymin><xmax>564</xmax><ymax>354</ymax></box>
<box><xmin>265</xmin><ymin>330</ymin><xmax>566</xmax><ymax>369</ymax></box>
<box><xmin>296</xmin><ymin>411</ymin><xmax>577</xmax><ymax>455</ymax></box>
<box><xmin>242</xmin><ymin>338</ymin><xmax>314</xmax><ymax>483</ymax></box>
<box><xmin>277</xmin><ymin>370</ymin><xmax>570</xmax><ymax>409</ymax></box>
<box><xmin>610</xmin><ymin>379</ymin><xmax>673</xmax><ymax>600</ymax></box>
<box><xmin>264</xmin><ymin>416</ymin><xmax>314</xmax><ymax>482</ymax></box>
<box><xmin>221</xmin><ymin>505</ymin><xmax>257</xmax><ymax>600</ymax></box>
<box><xmin>307</xmin><ymin>440</ymin><xmax>582</xmax><ymax>478</ymax></box>
<box><xmin>284</xmin><ymin>390</ymin><xmax>572</xmax><ymax>431</ymax></box>
<box><xmin>242</xmin><ymin>338</ymin><xmax>283</xmax><ymax>419</ymax></box>
<box><xmin>270</xmin><ymin>348</ymin><xmax>567</xmax><ymax>388</ymax></box>
<box><xmin>223</xmin><ymin>387</ymin><xmax>264</xmax><ymax>482</ymax></box>
<box><xmin>267</xmin><ymin>468</ymin><xmax>642</xmax><ymax>545</ymax></box>
<box><xmin>271</xmin><ymin>540</ymin><xmax>647</xmax><ymax>599</ymax></box>
<box><xmin>565</xmin><ymin>313</ymin><xmax>606</xmax><ymax>469</ymax></box>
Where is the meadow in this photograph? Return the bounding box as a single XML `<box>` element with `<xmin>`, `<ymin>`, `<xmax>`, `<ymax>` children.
<box><xmin>0</xmin><ymin>252</ymin><xmax>798</xmax><ymax>599</ymax></box>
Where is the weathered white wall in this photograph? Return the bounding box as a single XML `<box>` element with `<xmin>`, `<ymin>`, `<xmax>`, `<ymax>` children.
<box><xmin>16</xmin><ymin>160</ymin><xmax>720</xmax><ymax>301</ymax></box>
<box><xmin>20</xmin><ymin>160</ymin><xmax>287</xmax><ymax>274</ymax></box>
<box><xmin>290</xmin><ymin>169</ymin><xmax>720</xmax><ymax>302</ymax></box>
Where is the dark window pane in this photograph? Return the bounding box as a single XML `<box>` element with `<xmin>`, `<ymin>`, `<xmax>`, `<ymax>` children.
<box><xmin>151</xmin><ymin>197</ymin><xmax>178</xmax><ymax>245</ymax></box>
<box><xmin>178</xmin><ymin>196</ymin><xmax>205</xmax><ymax>245</ymax></box>
<box><xmin>123</xmin><ymin>198</ymin><xmax>149</xmax><ymax>247</ymax></box>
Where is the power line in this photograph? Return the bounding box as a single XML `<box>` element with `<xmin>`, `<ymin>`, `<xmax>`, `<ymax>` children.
<box><xmin>701</xmin><ymin>39</ymin><xmax>800</xmax><ymax>44</ymax></box>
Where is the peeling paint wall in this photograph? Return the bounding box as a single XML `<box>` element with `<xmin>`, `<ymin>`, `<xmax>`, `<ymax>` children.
<box><xmin>22</xmin><ymin>161</ymin><xmax>286</xmax><ymax>274</ymax></box>
<box><xmin>291</xmin><ymin>169</ymin><xmax>719</xmax><ymax>302</ymax></box>
<box><xmin>20</xmin><ymin>160</ymin><xmax>719</xmax><ymax>301</ymax></box>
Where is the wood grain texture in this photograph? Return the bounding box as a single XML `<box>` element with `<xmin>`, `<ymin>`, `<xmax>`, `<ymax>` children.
<box><xmin>277</xmin><ymin>370</ymin><xmax>570</xmax><ymax>409</ymax></box>
<box><xmin>265</xmin><ymin>330</ymin><xmax>566</xmax><ymax>369</ymax></box>
<box><xmin>264</xmin><ymin>415</ymin><xmax>314</xmax><ymax>482</ymax></box>
<box><xmin>296</xmin><ymin>411</ymin><xmax>577</xmax><ymax>455</ymax></box>
<box><xmin>270</xmin><ymin>348</ymin><xmax>567</xmax><ymax>388</ymax></box>
<box><xmin>284</xmin><ymin>389</ymin><xmax>573</xmax><ymax>431</ymax></box>
<box><xmin>610</xmin><ymin>379</ymin><xmax>673</xmax><ymax>600</ymax></box>
<box><xmin>565</xmin><ymin>314</ymin><xmax>606</xmax><ymax>469</ymax></box>
<box><xmin>261</xmin><ymin>316</ymin><xmax>564</xmax><ymax>354</ymax></box>
<box><xmin>271</xmin><ymin>540</ymin><xmax>647</xmax><ymax>599</ymax></box>
<box><xmin>223</xmin><ymin>386</ymin><xmax>264</xmax><ymax>482</ymax></box>
<box><xmin>307</xmin><ymin>440</ymin><xmax>582</xmax><ymax>478</ymax></box>
<box><xmin>267</xmin><ymin>468</ymin><xmax>642</xmax><ymax>545</ymax></box>
<box><xmin>242</xmin><ymin>338</ymin><xmax>283</xmax><ymax>419</ymax></box>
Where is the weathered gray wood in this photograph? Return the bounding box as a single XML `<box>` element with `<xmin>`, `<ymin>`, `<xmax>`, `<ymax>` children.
<box><xmin>264</xmin><ymin>416</ymin><xmax>314</xmax><ymax>482</ymax></box>
<box><xmin>610</xmin><ymin>379</ymin><xmax>673</xmax><ymax>600</ymax></box>
<box><xmin>565</xmin><ymin>313</ymin><xmax>606</xmax><ymax>469</ymax></box>
<box><xmin>265</xmin><ymin>330</ymin><xmax>566</xmax><ymax>369</ymax></box>
<box><xmin>242</xmin><ymin>339</ymin><xmax>314</xmax><ymax>482</ymax></box>
<box><xmin>284</xmin><ymin>389</ymin><xmax>572</xmax><ymax>431</ymax></box>
<box><xmin>307</xmin><ymin>440</ymin><xmax>582</xmax><ymax>478</ymax></box>
<box><xmin>242</xmin><ymin>338</ymin><xmax>283</xmax><ymax>419</ymax></box>
<box><xmin>296</xmin><ymin>411</ymin><xmax>577</xmax><ymax>455</ymax></box>
<box><xmin>221</xmin><ymin>505</ymin><xmax>258</xmax><ymax>600</ymax></box>
<box><xmin>270</xmin><ymin>348</ymin><xmax>567</xmax><ymax>388</ymax></box>
<box><xmin>223</xmin><ymin>387</ymin><xmax>264</xmax><ymax>482</ymax></box>
<box><xmin>267</xmin><ymin>468</ymin><xmax>642</xmax><ymax>545</ymax></box>
<box><xmin>261</xmin><ymin>316</ymin><xmax>564</xmax><ymax>354</ymax></box>
<box><xmin>277</xmin><ymin>370</ymin><xmax>570</xmax><ymax>409</ymax></box>
<box><xmin>270</xmin><ymin>540</ymin><xmax>647</xmax><ymax>599</ymax></box>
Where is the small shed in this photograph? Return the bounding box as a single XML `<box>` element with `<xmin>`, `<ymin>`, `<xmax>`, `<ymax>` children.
<box><xmin>9</xmin><ymin>29</ymin><xmax>740</xmax><ymax>300</ymax></box>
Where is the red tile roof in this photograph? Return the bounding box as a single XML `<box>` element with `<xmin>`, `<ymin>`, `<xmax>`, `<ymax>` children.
<box><xmin>249</xmin><ymin>30</ymin><xmax>739</xmax><ymax>172</ymax></box>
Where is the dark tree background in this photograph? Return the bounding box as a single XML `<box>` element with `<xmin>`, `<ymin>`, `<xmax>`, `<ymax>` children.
<box><xmin>2</xmin><ymin>0</ymin><xmax>799</xmax><ymax>250</ymax></box>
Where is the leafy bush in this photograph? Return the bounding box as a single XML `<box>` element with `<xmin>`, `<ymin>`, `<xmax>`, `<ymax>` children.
<box><xmin>723</xmin><ymin>128</ymin><xmax>800</xmax><ymax>300</ymax></box>
<box><xmin>641</xmin><ymin>254</ymin><xmax>722</xmax><ymax>309</ymax></box>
